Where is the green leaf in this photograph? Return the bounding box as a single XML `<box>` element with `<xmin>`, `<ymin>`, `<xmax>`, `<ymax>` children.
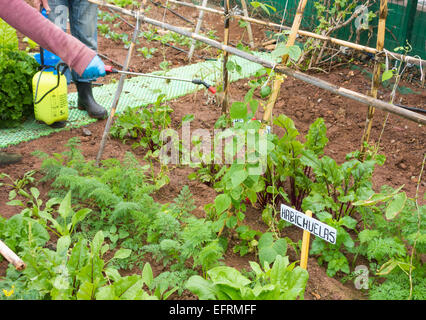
<box><xmin>214</xmin><ymin>194</ymin><xmax>231</xmax><ymax>214</ymax></box>
<box><xmin>230</xmin><ymin>102</ymin><xmax>247</xmax><ymax>120</ymax></box>
<box><xmin>249</xmin><ymin>261</ymin><xmax>263</xmax><ymax>278</ymax></box>
<box><xmin>95</xmin><ymin>286</ymin><xmax>116</xmax><ymax>300</ymax></box>
<box><xmin>381</xmin><ymin>69</ymin><xmax>394</xmax><ymax>82</ymax></box>
<box><xmin>271</xmin><ymin>43</ymin><xmax>301</xmax><ymax>62</ymax></box>
<box><xmin>6</xmin><ymin>199</ymin><xmax>24</xmax><ymax>207</ymax></box>
<box><xmin>8</xmin><ymin>189</ymin><xmax>16</xmax><ymax>200</ymax></box>
<box><xmin>91</xmin><ymin>230</ymin><xmax>105</xmax><ymax>256</ymax></box>
<box><xmin>112</xmin><ymin>248</ymin><xmax>131</xmax><ymax>260</ymax></box>
<box><xmin>353</xmin><ymin>185</ymin><xmax>403</xmax><ymax>206</ymax></box>
<box><xmin>0</xmin><ymin>18</ymin><xmax>18</xmax><ymax>49</ymax></box>
<box><xmin>53</xmin><ymin>274</ymin><xmax>70</xmax><ymax>291</ymax></box>
<box><xmin>305</xmin><ymin>117</ymin><xmax>328</xmax><ymax>155</ymax></box>
<box><xmin>185</xmin><ymin>275</ymin><xmax>217</xmax><ymax>300</ymax></box>
<box><xmin>118</xmin><ymin>229</ymin><xmax>129</xmax><ymax>239</ymax></box>
<box><xmin>112</xmin><ymin>275</ymin><xmax>145</xmax><ymax>300</ymax></box>
<box><xmin>231</xmin><ymin>168</ymin><xmax>248</xmax><ymax>189</ymax></box>
<box><xmin>258</xmin><ymin>233</ymin><xmax>287</xmax><ymax>266</ymax></box>
<box><xmin>302</xmin><ymin>192</ymin><xmax>326</xmax><ymax>213</ymax></box>
<box><xmin>385</xmin><ymin>192</ymin><xmax>407</xmax><ymax>220</ymax></box>
<box><xmin>358</xmin><ymin>229</ymin><xmax>380</xmax><ymax>243</ymax></box>
<box><xmin>109</xmin><ymin>234</ymin><xmax>119</xmax><ymax>244</ymax></box>
<box><xmin>259</xmin><ymin>247</ymin><xmax>277</xmax><ymax>266</ymax></box>
<box><xmin>77</xmin><ymin>281</ymin><xmax>96</xmax><ymax>300</ymax></box>
<box><xmin>71</xmin><ymin>208</ymin><xmax>91</xmax><ymax>229</ymax></box>
<box><xmin>142</xmin><ymin>263</ymin><xmax>154</xmax><ymax>288</ymax></box>
<box><xmin>258</xmin><ymin>232</ymin><xmax>274</xmax><ymax>248</ymax></box>
<box><xmin>273</xmin><ymin>114</ymin><xmax>300</xmax><ymax>139</ymax></box>
<box><xmin>57</xmin><ymin>235</ymin><xmax>71</xmax><ymax>254</ymax></box>
<box><xmin>207</xmin><ymin>266</ymin><xmax>251</xmax><ymax>289</ymax></box>
<box><xmin>250</xmin><ymin>2</ymin><xmax>276</xmax><ymax>15</ymax></box>
<box><xmin>182</xmin><ymin>114</ymin><xmax>194</xmax><ymax>122</ymax></box>
<box><xmin>340</xmin><ymin>216</ymin><xmax>357</xmax><ymax>229</ymax></box>
<box><xmin>105</xmin><ymin>267</ymin><xmax>122</xmax><ymax>282</ymax></box>
<box><xmin>226</xmin><ymin>60</ymin><xmax>235</xmax><ymax>71</ymax></box>
<box><xmin>375</xmin><ymin>258</ymin><xmax>411</xmax><ymax>276</ymax></box>
<box><xmin>58</xmin><ymin>191</ymin><xmax>72</xmax><ymax>220</ymax></box>
<box><xmin>273</xmin><ymin>238</ymin><xmax>287</xmax><ymax>256</ymax></box>
<box><xmin>271</xmin><ymin>43</ymin><xmax>288</xmax><ymax>59</ymax></box>
<box><xmin>287</xmin><ymin>45</ymin><xmax>302</xmax><ymax>62</ymax></box>
<box><xmin>30</xmin><ymin>187</ymin><xmax>40</xmax><ymax>200</ymax></box>
<box><xmin>68</xmin><ymin>239</ymin><xmax>89</xmax><ymax>274</ymax></box>
<box><xmin>30</xmin><ymin>220</ymin><xmax>50</xmax><ymax>247</ymax></box>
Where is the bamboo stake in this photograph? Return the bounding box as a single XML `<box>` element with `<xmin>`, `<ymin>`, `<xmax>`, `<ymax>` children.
<box><xmin>262</xmin><ymin>74</ymin><xmax>284</xmax><ymax>126</ymax></box>
<box><xmin>360</xmin><ymin>0</ymin><xmax>388</xmax><ymax>158</ymax></box>
<box><xmin>240</xmin><ymin>0</ymin><xmax>255</xmax><ymax>49</ymax></box>
<box><xmin>89</xmin><ymin>0</ymin><xmax>426</xmax><ymax>125</ymax></box>
<box><xmin>300</xmin><ymin>210</ymin><xmax>312</xmax><ymax>270</ymax></box>
<box><xmin>188</xmin><ymin>0</ymin><xmax>208</xmax><ymax>61</ymax></box>
<box><xmin>262</xmin><ymin>39</ymin><xmax>277</xmax><ymax>47</ymax></box>
<box><xmin>0</xmin><ymin>240</ymin><xmax>26</xmax><ymax>270</ymax></box>
<box><xmin>221</xmin><ymin>0</ymin><xmax>231</xmax><ymax>115</ymax></box>
<box><xmin>283</xmin><ymin>0</ymin><xmax>307</xmax><ymax>64</ymax></box>
<box><xmin>262</xmin><ymin>0</ymin><xmax>308</xmax><ymax>126</ymax></box>
<box><xmin>96</xmin><ymin>1</ymin><xmax>148</xmax><ymax>166</ymax></box>
<box><xmin>166</xmin><ymin>0</ymin><xmax>426</xmax><ymax>68</ymax></box>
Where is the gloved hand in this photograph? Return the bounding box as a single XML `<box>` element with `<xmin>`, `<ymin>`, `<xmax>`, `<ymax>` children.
<box><xmin>81</xmin><ymin>55</ymin><xmax>106</xmax><ymax>80</ymax></box>
<box><xmin>33</xmin><ymin>0</ymin><xmax>51</xmax><ymax>13</ymax></box>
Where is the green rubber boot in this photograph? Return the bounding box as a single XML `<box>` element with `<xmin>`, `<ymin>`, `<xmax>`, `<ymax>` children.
<box><xmin>0</xmin><ymin>152</ymin><xmax>23</xmax><ymax>165</ymax></box>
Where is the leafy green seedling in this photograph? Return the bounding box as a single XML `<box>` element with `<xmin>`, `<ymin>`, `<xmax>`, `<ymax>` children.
<box><xmin>37</xmin><ymin>190</ymin><xmax>91</xmax><ymax>237</ymax></box>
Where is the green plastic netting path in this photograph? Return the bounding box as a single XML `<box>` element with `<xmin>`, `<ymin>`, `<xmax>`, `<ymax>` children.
<box><xmin>0</xmin><ymin>52</ymin><xmax>276</xmax><ymax>148</ymax></box>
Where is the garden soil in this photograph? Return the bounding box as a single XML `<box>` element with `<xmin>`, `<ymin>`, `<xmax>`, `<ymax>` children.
<box><xmin>1</xmin><ymin>1</ymin><xmax>425</xmax><ymax>300</ymax></box>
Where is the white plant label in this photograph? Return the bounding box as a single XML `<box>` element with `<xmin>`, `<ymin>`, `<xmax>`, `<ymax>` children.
<box><xmin>280</xmin><ymin>204</ymin><xmax>337</xmax><ymax>244</ymax></box>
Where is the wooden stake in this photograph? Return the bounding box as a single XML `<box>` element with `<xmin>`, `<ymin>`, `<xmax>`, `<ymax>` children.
<box><xmin>262</xmin><ymin>0</ymin><xmax>308</xmax><ymax>125</ymax></box>
<box><xmin>96</xmin><ymin>1</ymin><xmax>149</xmax><ymax>166</ymax></box>
<box><xmin>88</xmin><ymin>0</ymin><xmax>426</xmax><ymax>125</ymax></box>
<box><xmin>221</xmin><ymin>0</ymin><xmax>231</xmax><ymax>115</ymax></box>
<box><xmin>300</xmin><ymin>210</ymin><xmax>312</xmax><ymax>270</ymax></box>
<box><xmin>261</xmin><ymin>74</ymin><xmax>284</xmax><ymax>132</ymax></box>
<box><xmin>0</xmin><ymin>240</ymin><xmax>26</xmax><ymax>270</ymax></box>
<box><xmin>283</xmin><ymin>0</ymin><xmax>307</xmax><ymax>64</ymax></box>
<box><xmin>262</xmin><ymin>39</ymin><xmax>277</xmax><ymax>47</ymax></box>
<box><xmin>360</xmin><ymin>0</ymin><xmax>388</xmax><ymax>158</ymax></box>
<box><xmin>165</xmin><ymin>0</ymin><xmax>426</xmax><ymax>68</ymax></box>
<box><xmin>188</xmin><ymin>0</ymin><xmax>208</xmax><ymax>61</ymax></box>
<box><xmin>240</xmin><ymin>0</ymin><xmax>255</xmax><ymax>49</ymax></box>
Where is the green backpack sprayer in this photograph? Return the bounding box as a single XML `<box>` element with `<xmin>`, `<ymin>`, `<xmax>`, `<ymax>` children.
<box><xmin>32</xmin><ymin>8</ymin><xmax>69</xmax><ymax>127</ymax></box>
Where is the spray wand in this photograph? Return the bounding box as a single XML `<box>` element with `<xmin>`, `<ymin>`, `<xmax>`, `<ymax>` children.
<box><xmin>104</xmin><ymin>65</ymin><xmax>216</xmax><ymax>94</ymax></box>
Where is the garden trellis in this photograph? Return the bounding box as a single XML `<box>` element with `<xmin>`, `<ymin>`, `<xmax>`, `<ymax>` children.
<box><xmin>89</xmin><ymin>0</ymin><xmax>426</xmax><ymax>133</ymax></box>
<box><xmin>241</xmin><ymin>0</ymin><xmax>426</xmax><ymax>61</ymax></box>
<box><xmin>168</xmin><ymin>0</ymin><xmax>426</xmax><ymax>68</ymax></box>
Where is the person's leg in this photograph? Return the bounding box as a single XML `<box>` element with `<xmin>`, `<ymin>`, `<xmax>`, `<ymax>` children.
<box><xmin>46</xmin><ymin>0</ymin><xmax>69</xmax><ymax>31</ymax></box>
<box><xmin>68</xmin><ymin>0</ymin><xmax>98</xmax><ymax>81</ymax></box>
<box><xmin>69</xmin><ymin>1</ymin><xmax>107</xmax><ymax>119</ymax></box>
<box><xmin>46</xmin><ymin>0</ymin><xmax>72</xmax><ymax>83</ymax></box>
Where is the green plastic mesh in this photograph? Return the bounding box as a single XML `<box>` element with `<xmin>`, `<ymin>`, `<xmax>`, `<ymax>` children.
<box><xmin>0</xmin><ymin>52</ymin><xmax>275</xmax><ymax>148</ymax></box>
